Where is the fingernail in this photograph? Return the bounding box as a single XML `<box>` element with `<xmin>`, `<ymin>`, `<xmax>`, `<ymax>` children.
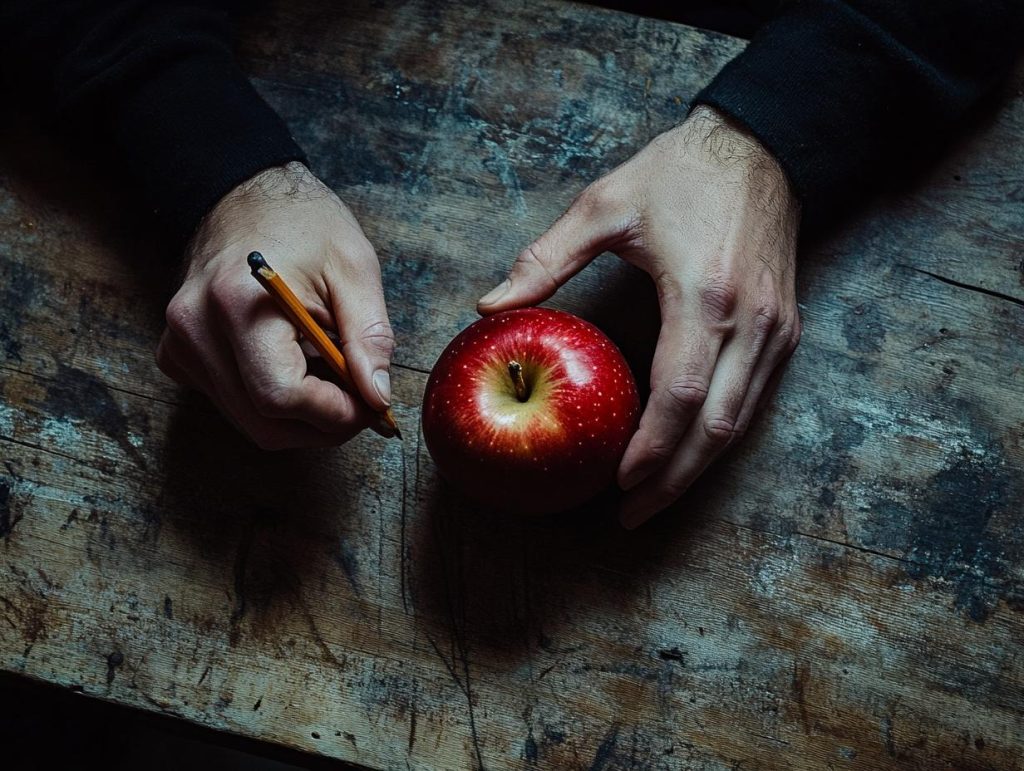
<box><xmin>478</xmin><ymin>279</ymin><xmax>511</xmax><ymax>307</ymax></box>
<box><xmin>372</xmin><ymin>369</ymin><xmax>392</xmax><ymax>406</ymax></box>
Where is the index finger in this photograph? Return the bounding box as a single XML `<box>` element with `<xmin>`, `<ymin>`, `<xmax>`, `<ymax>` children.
<box><xmin>227</xmin><ymin>299</ymin><xmax>376</xmax><ymax>434</ymax></box>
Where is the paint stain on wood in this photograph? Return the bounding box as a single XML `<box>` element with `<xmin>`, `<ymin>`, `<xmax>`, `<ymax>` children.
<box><xmin>39</xmin><ymin>363</ymin><xmax>147</xmax><ymax>469</ymax></box>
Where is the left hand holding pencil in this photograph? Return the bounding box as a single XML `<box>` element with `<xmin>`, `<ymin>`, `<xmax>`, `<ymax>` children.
<box><xmin>157</xmin><ymin>162</ymin><xmax>396</xmax><ymax>449</ymax></box>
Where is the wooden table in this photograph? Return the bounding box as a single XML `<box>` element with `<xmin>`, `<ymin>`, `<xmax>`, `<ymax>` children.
<box><xmin>2</xmin><ymin>1</ymin><xmax>1023</xmax><ymax>768</ymax></box>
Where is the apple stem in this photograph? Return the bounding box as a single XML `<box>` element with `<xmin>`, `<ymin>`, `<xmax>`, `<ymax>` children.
<box><xmin>508</xmin><ymin>360</ymin><xmax>529</xmax><ymax>402</ymax></box>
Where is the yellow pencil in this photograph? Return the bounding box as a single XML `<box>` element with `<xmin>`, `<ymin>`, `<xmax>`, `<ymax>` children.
<box><xmin>247</xmin><ymin>251</ymin><xmax>401</xmax><ymax>439</ymax></box>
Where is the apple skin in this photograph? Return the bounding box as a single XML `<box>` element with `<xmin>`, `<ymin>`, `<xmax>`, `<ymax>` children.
<box><xmin>421</xmin><ymin>307</ymin><xmax>641</xmax><ymax>514</ymax></box>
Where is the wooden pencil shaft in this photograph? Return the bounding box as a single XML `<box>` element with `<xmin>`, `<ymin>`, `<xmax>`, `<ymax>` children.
<box><xmin>255</xmin><ymin>267</ymin><xmax>355</xmax><ymax>389</ymax></box>
<box><xmin>248</xmin><ymin>252</ymin><xmax>401</xmax><ymax>437</ymax></box>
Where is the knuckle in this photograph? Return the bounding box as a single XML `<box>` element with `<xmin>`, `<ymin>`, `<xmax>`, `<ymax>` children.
<box><xmin>572</xmin><ymin>178</ymin><xmax>617</xmax><ymax>220</ymax></box>
<box><xmin>663</xmin><ymin>379</ymin><xmax>710</xmax><ymax>414</ymax></box>
<box><xmin>751</xmin><ymin>302</ymin><xmax>780</xmax><ymax>339</ymax></box>
<box><xmin>703</xmin><ymin>415</ymin><xmax>742</xmax><ymax>445</ymax></box>
<box><xmin>164</xmin><ymin>294</ymin><xmax>197</xmax><ymax>339</ymax></box>
<box><xmin>699</xmin><ymin>278</ymin><xmax>739</xmax><ymax>323</ymax></box>
<box><xmin>207</xmin><ymin>274</ymin><xmax>239</xmax><ymax>319</ymax></box>
<box><xmin>359</xmin><ymin>319</ymin><xmax>396</xmax><ymax>356</ymax></box>
<box><xmin>347</xmin><ymin>240</ymin><xmax>378</xmax><ymax>267</ymax></box>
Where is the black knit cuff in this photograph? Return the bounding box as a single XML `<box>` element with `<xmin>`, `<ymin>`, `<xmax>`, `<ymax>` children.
<box><xmin>109</xmin><ymin>51</ymin><xmax>306</xmax><ymax>245</ymax></box>
<box><xmin>692</xmin><ymin>3</ymin><xmax>916</xmax><ymax>230</ymax></box>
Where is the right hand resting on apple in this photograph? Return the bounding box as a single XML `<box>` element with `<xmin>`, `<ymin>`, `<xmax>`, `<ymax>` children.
<box><xmin>157</xmin><ymin>162</ymin><xmax>395</xmax><ymax>449</ymax></box>
<box><xmin>478</xmin><ymin>106</ymin><xmax>803</xmax><ymax>529</ymax></box>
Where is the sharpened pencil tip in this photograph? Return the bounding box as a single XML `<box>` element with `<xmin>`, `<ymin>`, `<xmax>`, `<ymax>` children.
<box><xmin>247</xmin><ymin>251</ymin><xmax>268</xmax><ymax>274</ymax></box>
<box><xmin>392</xmin><ymin>425</ymin><xmax>404</xmax><ymax>441</ymax></box>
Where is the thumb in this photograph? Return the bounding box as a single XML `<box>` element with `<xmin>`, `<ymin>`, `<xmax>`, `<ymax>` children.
<box><xmin>477</xmin><ymin>186</ymin><xmax>621</xmax><ymax>314</ymax></box>
<box><xmin>328</xmin><ymin>263</ymin><xmax>396</xmax><ymax>414</ymax></box>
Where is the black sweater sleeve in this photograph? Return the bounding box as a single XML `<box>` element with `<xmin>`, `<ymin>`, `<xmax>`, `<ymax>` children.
<box><xmin>694</xmin><ymin>0</ymin><xmax>1024</xmax><ymax>230</ymax></box>
<box><xmin>0</xmin><ymin>0</ymin><xmax>306</xmax><ymax>244</ymax></box>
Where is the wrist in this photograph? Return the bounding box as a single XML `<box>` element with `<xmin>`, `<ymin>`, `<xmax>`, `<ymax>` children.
<box><xmin>682</xmin><ymin>105</ymin><xmax>800</xmax><ymax>225</ymax></box>
<box><xmin>184</xmin><ymin>162</ymin><xmax>324</xmax><ymax>271</ymax></box>
<box><xmin>222</xmin><ymin>161</ymin><xmax>319</xmax><ymax>204</ymax></box>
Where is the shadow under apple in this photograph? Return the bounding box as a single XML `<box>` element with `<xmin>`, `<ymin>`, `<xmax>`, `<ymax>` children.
<box><xmin>404</xmin><ymin>434</ymin><xmax>717</xmax><ymax>670</ymax></box>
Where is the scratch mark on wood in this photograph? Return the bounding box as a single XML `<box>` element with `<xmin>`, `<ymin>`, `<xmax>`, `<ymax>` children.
<box><xmin>137</xmin><ymin>686</ymin><xmax>185</xmax><ymax>716</ymax></box>
<box><xmin>332</xmin><ymin>536</ymin><xmax>361</xmax><ymax>597</ymax></box>
<box><xmin>792</xmin><ymin>660</ymin><xmax>811</xmax><ymax>734</ymax></box>
<box><xmin>753</xmin><ymin>731</ymin><xmax>791</xmax><ymax>747</ymax></box>
<box><xmin>657</xmin><ymin>647</ymin><xmax>685</xmax><ymax>664</ymax></box>
<box><xmin>1</xmin><ymin>434</ymin><xmax>90</xmax><ymax>469</ymax></box>
<box><xmin>408</xmin><ymin>699</ymin><xmax>417</xmax><ymax>753</ymax></box>
<box><xmin>294</xmin><ymin>591</ymin><xmax>348</xmax><ymax>671</ymax></box>
<box><xmin>881</xmin><ymin>715</ymin><xmax>897</xmax><ymax>758</ymax></box>
<box><xmin>1</xmin><ymin>594</ymin><xmax>21</xmax><ymax>629</ymax></box>
<box><xmin>732</xmin><ymin>519</ymin><xmax>913</xmax><ymax>570</ymax></box>
<box><xmin>229</xmin><ymin>524</ymin><xmax>256</xmax><ymax>646</ymax></box>
<box><xmin>399</xmin><ymin>430</ymin><xmax>412</xmax><ymax>614</ymax></box>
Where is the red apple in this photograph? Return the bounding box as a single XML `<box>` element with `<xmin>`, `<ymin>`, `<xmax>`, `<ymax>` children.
<box><xmin>421</xmin><ymin>307</ymin><xmax>641</xmax><ymax>514</ymax></box>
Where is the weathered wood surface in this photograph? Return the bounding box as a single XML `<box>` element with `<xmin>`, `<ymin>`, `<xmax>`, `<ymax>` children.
<box><xmin>2</xmin><ymin>0</ymin><xmax>1023</xmax><ymax>768</ymax></box>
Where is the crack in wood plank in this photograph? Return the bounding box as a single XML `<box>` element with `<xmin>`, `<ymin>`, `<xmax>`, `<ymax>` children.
<box><xmin>0</xmin><ymin>434</ymin><xmax>94</xmax><ymax>469</ymax></box>
<box><xmin>726</xmin><ymin>518</ymin><xmax>1024</xmax><ymax>598</ymax></box>
<box><xmin>901</xmin><ymin>265</ymin><xmax>1024</xmax><ymax>308</ymax></box>
<box><xmin>0</xmin><ymin>362</ymin><xmax>185</xmax><ymax>409</ymax></box>
<box><xmin>393</xmin><ymin>361</ymin><xmax>431</xmax><ymax>376</ymax></box>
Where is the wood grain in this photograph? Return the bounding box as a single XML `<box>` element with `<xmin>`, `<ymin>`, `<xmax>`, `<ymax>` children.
<box><xmin>2</xmin><ymin>0</ymin><xmax>1023</xmax><ymax>768</ymax></box>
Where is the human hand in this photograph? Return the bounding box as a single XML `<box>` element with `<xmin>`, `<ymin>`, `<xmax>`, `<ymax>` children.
<box><xmin>477</xmin><ymin>106</ymin><xmax>801</xmax><ymax>527</ymax></box>
<box><xmin>157</xmin><ymin>162</ymin><xmax>395</xmax><ymax>449</ymax></box>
